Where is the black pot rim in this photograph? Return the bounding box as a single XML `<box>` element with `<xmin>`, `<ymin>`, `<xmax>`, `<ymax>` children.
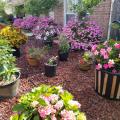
<box><xmin>45</xmin><ymin>63</ymin><xmax>57</xmax><ymax>67</ymax></box>
<box><xmin>58</xmin><ymin>50</ymin><xmax>69</xmax><ymax>54</ymax></box>
<box><xmin>96</xmin><ymin>69</ymin><xmax>120</xmax><ymax>76</ymax></box>
<box><xmin>0</xmin><ymin>72</ymin><xmax>21</xmax><ymax>88</ymax></box>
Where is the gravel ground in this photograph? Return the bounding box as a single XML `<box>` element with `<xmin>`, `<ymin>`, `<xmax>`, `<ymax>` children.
<box><xmin>0</xmin><ymin>40</ymin><xmax>120</xmax><ymax>120</ymax></box>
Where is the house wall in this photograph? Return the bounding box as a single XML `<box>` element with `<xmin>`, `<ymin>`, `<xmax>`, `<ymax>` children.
<box><xmin>54</xmin><ymin>2</ymin><xmax>64</xmax><ymax>25</ymax></box>
<box><xmin>110</xmin><ymin>0</ymin><xmax>120</xmax><ymax>39</ymax></box>
<box><xmin>90</xmin><ymin>0</ymin><xmax>112</xmax><ymax>38</ymax></box>
<box><xmin>54</xmin><ymin>0</ymin><xmax>112</xmax><ymax>38</ymax></box>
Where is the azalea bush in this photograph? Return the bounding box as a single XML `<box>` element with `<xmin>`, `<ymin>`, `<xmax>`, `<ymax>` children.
<box><xmin>0</xmin><ymin>26</ymin><xmax>27</xmax><ymax>48</ymax></box>
<box><xmin>63</xmin><ymin>19</ymin><xmax>102</xmax><ymax>51</ymax></box>
<box><xmin>92</xmin><ymin>40</ymin><xmax>120</xmax><ymax>73</ymax></box>
<box><xmin>10</xmin><ymin>85</ymin><xmax>86</xmax><ymax>120</ymax></box>
<box><xmin>33</xmin><ymin>17</ymin><xmax>62</xmax><ymax>42</ymax></box>
<box><xmin>13</xmin><ymin>16</ymin><xmax>38</xmax><ymax>30</ymax></box>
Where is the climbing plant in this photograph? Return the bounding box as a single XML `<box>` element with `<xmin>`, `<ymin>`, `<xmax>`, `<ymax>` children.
<box><xmin>24</xmin><ymin>0</ymin><xmax>59</xmax><ymax>16</ymax></box>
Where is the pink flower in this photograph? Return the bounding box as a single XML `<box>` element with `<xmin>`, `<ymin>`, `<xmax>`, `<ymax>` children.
<box><xmin>107</xmin><ymin>47</ymin><xmax>112</xmax><ymax>53</ymax></box>
<box><xmin>68</xmin><ymin>100</ymin><xmax>81</xmax><ymax>108</ymax></box>
<box><xmin>103</xmin><ymin>53</ymin><xmax>109</xmax><ymax>59</ymax></box>
<box><xmin>112</xmin><ymin>69</ymin><xmax>117</xmax><ymax>74</ymax></box>
<box><xmin>61</xmin><ymin>110</ymin><xmax>76</xmax><ymax>120</ymax></box>
<box><xmin>96</xmin><ymin>64</ymin><xmax>102</xmax><ymax>70</ymax></box>
<box><xmin>108</xmin><ymin>59</ymin><xmax>115</xmax><ymax>68</ymax></box>
<box><xmin>114</xmin><ymin>43</ymin><xmax>120</xmax><ymax>49</ymax></box>
<box><xmin>92</xmin><ymin>45</ymin><xmax>97</xmax><ymax>51</ymax></box>
<box><xmin>100</xmin><ymin>49</ymin><xmax>106</xmax><ymax>56</ymax></box>
<box><xmin>38</xmin><ymin>106</ymin><xmax>56</xmax><ymax>118</ymax></box>
<box><xmin>94</xmin><ymin>50</ymin><xmax>99</xmax><ymax>55</ymax></box>
<box><xmin>54</xmin><ymin>100</ymin><xmax>64</xmax><ymax>110</ymax></box>
<box><xmin>119</xmin><ymin>54</ymin><xmax>120</xmax><ymax>58</ymax></box>
<box><xmin>103</xmin><ymin>64</ymin><xmax>109</xmax><ymax>69</ymax></box>
<box><xmin>51</xmin><ymin>114</ymin><xmax>57</xmax><ymax>120</ymax></box>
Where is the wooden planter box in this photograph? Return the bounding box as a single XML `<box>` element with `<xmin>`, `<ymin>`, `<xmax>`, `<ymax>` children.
<box><xmin>95</xmin><ymin>69</ymin><xmax>120</xmax><ymax>100</ymax></box>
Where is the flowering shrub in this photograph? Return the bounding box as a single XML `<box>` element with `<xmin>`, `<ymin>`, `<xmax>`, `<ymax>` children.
<box><xmin>0</xmin><ymin>26</ymin><xmax>27</xmax><ymax>48</ymax></box>
<box><xmin>13</xmin><ymin>16</ymin><xmax>38</xmax><ymax>30</ymax></box>
<box><xmin>33</xmin><ymin>17</ymin><xmax>62</xmax><ymax>42</ymax></box>
<box><xmin>63</xmin><ymin>20</ymin><xmax>102</xmax><ymax>51</ymax></box>
<box><xmin>92</xmin><ymin>40</ymin><xmax>120</xmax><ymax>73</ymax></box>
<box><xmin>10</xmin><ymin>85</ymin><xmax>86</xmax><ymax>120</ymax></box>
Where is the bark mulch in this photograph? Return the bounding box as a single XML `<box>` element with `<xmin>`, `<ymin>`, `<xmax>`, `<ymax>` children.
<box><xmin>0</xmin><ymin>41</ymin><xmax>120</xmax><ymax>120</ymax></box>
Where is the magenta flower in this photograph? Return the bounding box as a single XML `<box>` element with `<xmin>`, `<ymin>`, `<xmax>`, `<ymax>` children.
<box><xmin>103</xmin><ymin>64</ymin><xmax>109</xmax><ymax>69</ymax></box>
<box><xmin>114</xmin><ymin>43</ymin><xmax>120</xmax><ymax>49</ymax></box>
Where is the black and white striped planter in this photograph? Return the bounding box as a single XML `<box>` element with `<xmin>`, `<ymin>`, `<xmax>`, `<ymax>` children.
<box><xmin>95</xmin><ymin>69</ymin><xmax>120</xmax><ymax>100</ymax></box>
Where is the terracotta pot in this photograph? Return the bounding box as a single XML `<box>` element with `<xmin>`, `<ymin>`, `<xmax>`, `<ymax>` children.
<box><xmin>27</xmin><ymin>57</ymin><xmax>39</xmax><ymax>66</ymax></box>
<box><xmin>0</xmin><ymin>72</ymin><xmax>20</xmax><ymax>97</ymax></box>
<box><xmin>95</xmin><ymin>69</ymin><xmax>120</xmax><ymax>100</ymax></box>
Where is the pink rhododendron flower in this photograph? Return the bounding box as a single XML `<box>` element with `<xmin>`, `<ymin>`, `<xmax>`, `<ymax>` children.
<box><xmin>108</xmin><ymin>59</ymin><xmax>115</xmax><ymax>68</ymax></box>
<box><xmin>96</xmin><ymin>64</ymin><xmax>102</xmax><ymax>70</ymax></box>
<box><xmin>61</xmin><ymin>110</ymin><xmax>76</xmax><ymax>120</ymax></box>
<box><xmin>103</xmin><ymin>64</ymin><xmax>109</xmax><ymax>69</ymax></box>
<box><xmin>114</xmin><ymin>43</ymin><xmax>120</xmax><ymax>49</ymax></box>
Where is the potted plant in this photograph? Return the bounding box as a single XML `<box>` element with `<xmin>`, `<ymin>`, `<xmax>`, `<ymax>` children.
<box><xmin>26</xmin><ymin>47</ymin><xmax>48</xmax><ymax>66</ymax></box>
<box><xmin>58</xmin><ymin>35</ymin><xmax>70</xmax><ymax>61</ymax></box>
<box><xmin>0</xmin><ymin>26</ymin><xmax>28</xmax><ymax>57</ymax></box>
<box><xmin>92</xmin><ymin>40</ymin><xmax>120</xmax><ymax>100</ymax></box>
<box><xmin>13</xmin><ymin>16</ymin><xmax>38</xmax><ymax>36</ymax></box>
<box><xmin>10</xmin><ymin>85</ymin><xmax>86</xmax><ymax>120</ymax></box>
<box><xmin>32</xmin><ymin>17</ymin><xmax>61</xmax><ymax>47</ymax></box>
<box><xmin>79</xmin><ymin>51</ymin><xmax>93</xmax><ymax>71</ymax></box>
<box><xmin>44</xmin><ymin>56</ymin><xmax>58</xmax><ymax>77</ymax></box>
<box><xmin>0</xmin><ymin>39</ymin><xmax>20</xmax><ymax>97</ymax></box>
<box><xmin>63</xmin><ymin>19</ymin><xmax>102</xmax><ymax>51</ymax></box>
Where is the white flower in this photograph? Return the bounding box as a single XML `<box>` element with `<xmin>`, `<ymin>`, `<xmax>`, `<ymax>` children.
<box><xmin>46</xmin><ymin>31</ymin><xmax>50</xmax><ymax>36</ymax></box>
<box><xmin>44</xmin><ymin>37</ymin><xmax>47</xmax><ymax>41</ymax></box>
<box><xmin>31</xmin><ymin>101</ymin><xmax>39</xmax><ymax>107</ymax></box>
<box><xmin>68</xmin><ymin>100</ymin><xmax>81</xmax><ymax>108</ymax></box>
<box><xmin>108</xmin><ymin>59</ymin><xmax>115</xmax><ymax>65</ymax></box>
<box><xmin>56</xmin><ymin>86</ymin><xmax>64</xmax><ymax>93</ymax></box>
<box><xmin>36</xmin><ymin>35</ymin><xmax>41</xmax><ymax>40</ymax></box>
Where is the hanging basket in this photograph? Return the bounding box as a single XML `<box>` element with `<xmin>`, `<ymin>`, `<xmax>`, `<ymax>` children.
<box><xmin>95</xmin><ymin>69</ymin><xmax>120</xmax><ymax>100</ymax></box>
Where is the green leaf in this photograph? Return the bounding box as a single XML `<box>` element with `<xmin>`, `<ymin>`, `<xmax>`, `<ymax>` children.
<box><xmin>33</xmin><ymin>115</ymin><xmax>40</xmax><ymax>120</ymax></box>
<box><xmin>10</xmin><ymin>114</ymin><xmax>19</xmax><ymax>120</ymax></box>
<box><xmin>13</xmin><ymin>104</ymin><xmax>26</xmax><ymax>112</ymax></box>
<box><xmin>38</xmin><ymin>98</ymin><xmax>47</xmax><ymax>106</ymax></box>
<box><xmin>60</xmin><ymin>91</ymin><xmax>73</xmax><ymax>102</ymax></box>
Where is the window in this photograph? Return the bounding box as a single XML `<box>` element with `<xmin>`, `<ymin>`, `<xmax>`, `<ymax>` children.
<box><xmin>64</xmin><ymin>0</ymin><xmax>78</xmax><ymax>25</ymax></box>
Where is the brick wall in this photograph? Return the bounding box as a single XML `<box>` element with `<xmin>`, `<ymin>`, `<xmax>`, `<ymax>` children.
<box><xmin>54</xmin><ymin>0</ymin><xmax>112</xmax><ymax>38</ymax></box>
<box><xmin>90</xmin><ymin>0</ymin><xmax>112</xmax><ymax>38</ymax></box>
